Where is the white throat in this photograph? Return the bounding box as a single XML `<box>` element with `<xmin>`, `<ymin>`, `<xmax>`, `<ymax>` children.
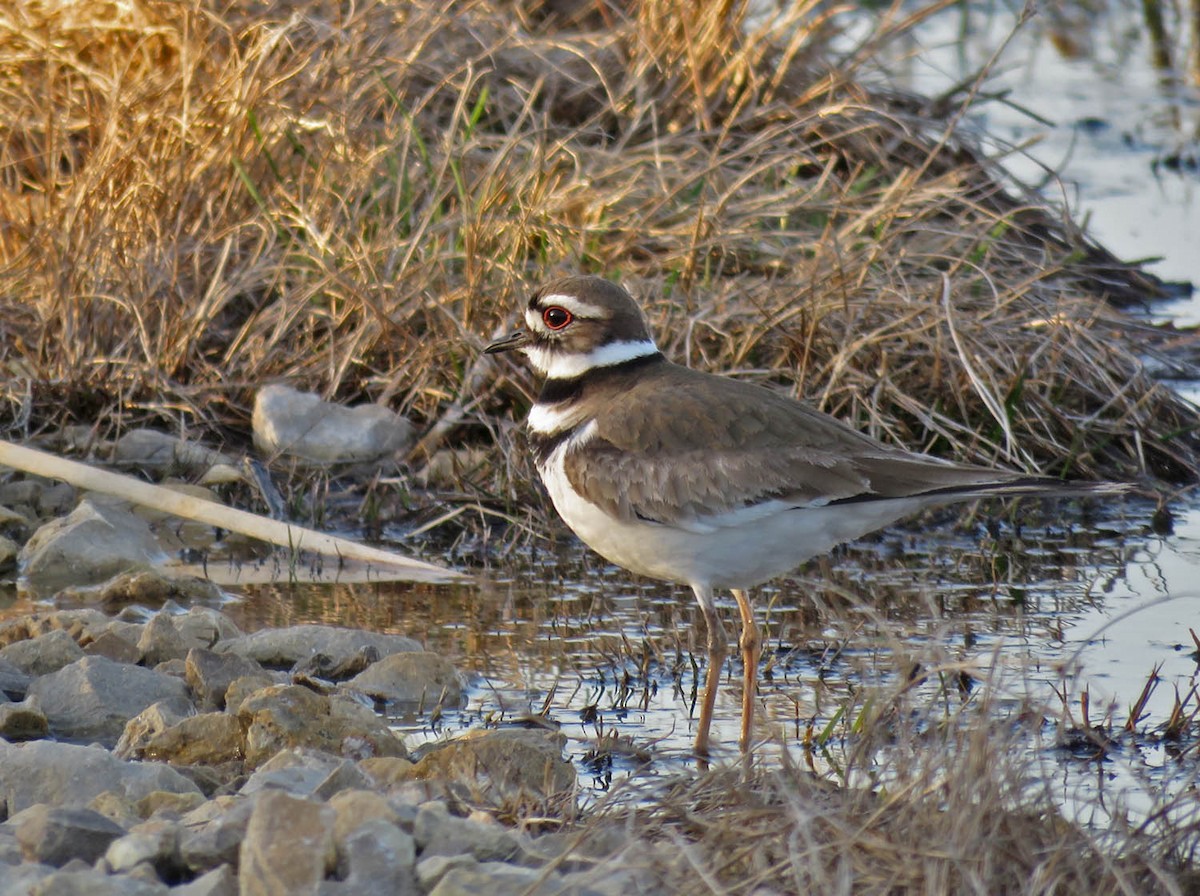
<box><xmin>525</xmin><ymin>338</ymin><xmax>659</xmax><ymax>380</ymax></box>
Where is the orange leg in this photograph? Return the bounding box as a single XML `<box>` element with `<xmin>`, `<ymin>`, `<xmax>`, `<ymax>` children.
<box><xmin>731</xmin><ymin>588</ymin><xmax>759</xmax><ymax>754</ymax></box>
<box><xmin>691</xmin><ymin>585</ymin><xmax>727</xmax><ymax>764</ymax></box>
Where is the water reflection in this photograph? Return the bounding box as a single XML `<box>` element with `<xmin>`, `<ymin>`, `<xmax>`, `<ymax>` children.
<box><xmin>861</xmin><ymin>1</ymin><xmax>1200</xmax><ymax>292</ymax></box>
<box><xmin>215</xmin><ymin>495</ymin><xmax>1194</xmax><ymax>796</ymax></box>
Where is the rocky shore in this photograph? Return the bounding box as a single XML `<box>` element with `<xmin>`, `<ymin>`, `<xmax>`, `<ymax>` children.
<box><xmin>0</xmin><ymin>409</ymin><xmax>689</xmax><ymax>894</ymax></box>
<box><xmin>0</xmin><ymin>604</ymin><xmax>668</xmax><ymax>895</ymax></box>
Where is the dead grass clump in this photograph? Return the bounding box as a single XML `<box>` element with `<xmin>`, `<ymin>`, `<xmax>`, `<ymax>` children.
<box><xmin>586</xmin><ymin>677</ymin><xmax>1195</xmax><ymax>895</ymax></box>
<box><xmin>0</xmin><ymin>0</ymin><xmax>1197</xmax><ymax>505</ymax></box>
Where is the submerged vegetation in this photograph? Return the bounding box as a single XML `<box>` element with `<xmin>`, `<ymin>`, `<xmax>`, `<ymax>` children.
<box><xmin>2</xmin><ymin>0</ymin><xmax>1200</xmax><ymax>891</ymax></box>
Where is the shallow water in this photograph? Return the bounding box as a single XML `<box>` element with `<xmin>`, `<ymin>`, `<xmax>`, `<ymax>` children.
<box><xmin>146</xmin><ymin>497</ymin><xmax>1195</xmax><ymax>780</ymax></box>
<box><xmin>150</xmin><ymin>491</ymin><xmax>1190</xmax><ymax>829</ymax></box>
<box><xmin>863</xmin><ymin>0</ymin><xmax>1200</xmax><ymax>295</ymax></box>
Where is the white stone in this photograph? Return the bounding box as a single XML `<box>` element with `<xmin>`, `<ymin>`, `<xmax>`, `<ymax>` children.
<box><xmin>253</xmin><ymin>384</ymin><xmax>413</xmax><ymax>465</ymax></box>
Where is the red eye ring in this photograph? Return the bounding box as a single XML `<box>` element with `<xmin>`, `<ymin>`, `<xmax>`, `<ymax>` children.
<box><xmin>542</xmin><ymin>306</ymin><xmax>573</xmax><ymax>330</ymax></box>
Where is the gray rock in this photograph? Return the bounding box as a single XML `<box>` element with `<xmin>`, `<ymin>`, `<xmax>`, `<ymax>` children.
<box><xmin>557</xmin><ymin>865</ymin><xmax>660</xmax><ymax>896</ymax></box>
<box><xmin>346</xmin><ymin>652</ymin><xmax>464</xmax><ymax>706</ymax></box>
<box><xmin>134</xmin><ymin>790</ymin><xmax>207</xmax><ymax>820</ymax></box>
<box><xmin>172</xmin><ymin>864</ymin><xmax>238</xmax><ymax>896</ymax></box>
<box><xmin>408</xmin><ymin>729</ymin><xmax>575</xmax><ymax>806</ymax></box>
<box><xmin>12</xmin><ymin>804</ymin><xmax>127</xmax><ymax>866</ymax></box>
<box><xmin>37</xmin><ymin>482</ymin><xmax>78</xmax><ymax>518</ymax></box>
<box><xmin>0</xmin><ymin>827</ymin><xmax>23</xmax><ymax>864</ymax></box>
<box><xmin>253</xmin><ymin>384</ymin><xmax>413</xmax><ymax>465</ymax></box>
<box><xmin>323</xmin><ymin>818</ymin><xmax>418</xmax><ymax>895</ymax></box>
<box><xmin>416</xmin><ymin>448</ymin><xmax>492</xmax><ymax>489</ymax></box>
<box><xmin>137</xmin><ymin>613</ymin><xmax>190</xmax><ymax>666</ymax></box>
<box><xmin>0</xmin><ymin>534</ymin><xmax>17</xmax><ymax>573</ymax></box>
<box><xmin>237</xmin><ymin>684</ymin><xmax>406</xmax><ymax>769</ymax></box>
<box><xmin>0</xmin><ymin>741</ymin><xmax>201</xmax><ymax>814</ymax></box>
<box><xmin>18</xmin><ymin>498</ymin><xmax>168</xmax><ymax>596</ymax></box>
<box><xmin>126</xmin><ymin>712</ymin><xmax>243</xmax><ymax>767</ymax></box>
<box><xmin>104</xmin><ymin>818</ymin><xmax>181</xmax><ymax>876</ymax></box>
<box><xmin>326</xmin><ymin>789</ymin><xmax>402</xmax><ymax>845</ymax></box>
<box><xmin>152</xmin><ymin>657</ymin><xmax>188</xmax><ymax>680</ymax></box>
<box><xmin>83</xmin><ymin>629</ymin><xmax>142</xmax><ymax>664</ymax></box>
<box><xmin>179</xmin><ymin>797</ymin><xmax>256</xmax><ymax>874</ymax></box>
<box><xmin>222</xmin><ymin>673</ymin><xmax>280</xmax><ymax>712</ymax></box>
<box><xmin>413</xmin><ymin>801</ymin><xmax>520</xmax><ymax>863</ymax></box>
<box><xmin>113</xmin><ymin>429</ymin><xmax>232</xmax><ymax>476</ymax></box>
<box><xmin>241</xmin><ymin>748</ymin><xmax>347</xmax><ymax>798</ymax></box>
<box><xmin>238</xmin><ymin>791</ymin><xmax>336</xmax><ymax>896</ymax></box>
<box><xmin>0</xmin><ymin>629</ymin><xmax>85</xmax><ymax>676</ymax></box>
<box><xmin>27</xmin><ymin>656</ymin><xmax>193</xmax><ymax>745</ymax></box>
<box><xmin>0</xmin><ymin>609</ymin><xmax>109</xmax><ymax>646</ymax></box>
<box><xmin>93</xmin><ymin>618</ymin><xmax>145</xmax><ymax>644</ymax></box>
<box><xmin>0</xmin><ymin>503</ymin><xmax>34</xmax><ymax>541</ymax></box>
<box><xmin>174</xmin><ymin>607</ymin><xmax>242</xmax><ymax>651</ymax></box>
<box><xmin>415</xmin><ymin>853</ymin><xmax>478</xmax><ymax>891</ymax></box>
<box><xmin>0</xmin><ymin>699</ymin><xmax>49</xmax><ymax>741</ymax></box>
<box><xmin>428</xmin><ymin>862</ymin><xmax>572</xmax><ymax>896</ymax></box>
<box><xmin>217</xmin><ymin>625</ymin><xmax>420</xmax><ymax>670</ymax></box>
<box><xmin>185</xmin><ymin>648</ymin><xmax>265</xmax><ymax>710</ymax></box>
<box><xmin>21</xmin><ymin>867</ymin><xmax>169</xmax><ymax>895</ymax></box>
<box><xmin>0</xmin><ymin>863</ymin><xmax>55</xmax><ymax>894</ymax></box>
<box><xmin>76</xmin><ymin>570</ymin><xmax>224</xmax><ymax>611</ymax></box>
<box><xmin>357</xmin><ymin>756</ymin><xmax>415</xmax><ymax>790</ymax></box>
<box><xmin>0</xmin><ymin>479</ymin><xmax>40</xmax><ymax>503</ymax></box>
<box><xmin>312</xmin><ymin>759</ymin><xmax>375</xmax><ymax>801</ymax></box>
<box><xmin>292</xmin><ymin>645</ymin><xmax>380</xmax><ymax>682</ymax></box>
<box><xmin>0</xmin><ymin>655</ymin><xmax>32</xmax><ymax>699</ymax></box>
<box><xmin>114</xmin><ymin>701</ymin><xmax>192</xmax><ymax>759</ymax></box>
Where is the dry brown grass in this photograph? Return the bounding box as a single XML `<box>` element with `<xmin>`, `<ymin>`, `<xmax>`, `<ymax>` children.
<box><xmin>579</xmin><ymin>669</ymin><xmax>1198</xmax><ymax>895</ymax></box>
<box><xmin>0</xmin><ymin>0</ymin><xmax>1196</xmax><ymax>512</ymax></box>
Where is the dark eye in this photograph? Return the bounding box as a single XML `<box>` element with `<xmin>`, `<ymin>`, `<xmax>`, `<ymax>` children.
<box><xmin>543</xmin><ymin>306</ymin><xmax>572</xmax><ymax>330</ymax></box>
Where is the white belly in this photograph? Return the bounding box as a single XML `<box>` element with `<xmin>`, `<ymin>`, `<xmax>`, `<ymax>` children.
<box><xmin>538</xmin><ymin>443</ymin><xmax>929</xmax><ymax>590</ymax></box>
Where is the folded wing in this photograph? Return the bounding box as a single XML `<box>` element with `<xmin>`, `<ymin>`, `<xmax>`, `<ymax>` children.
<box><xmin>562</xmin><ymin>364</ymin><xmax>1038</xmax><ymax>527</ymax></box>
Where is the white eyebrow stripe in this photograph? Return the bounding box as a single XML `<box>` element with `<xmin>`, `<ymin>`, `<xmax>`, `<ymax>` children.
<box><xmin>540</xmin><ymin>293</ymin><xmax>604</xmax><ymax>316</ymax></box>
<box><xmin>526</xmin><ymin>293</ymin><xmax>604</xmax><ymax>329</ymax></box>
<box><xmin>525</xmin><ymin>338</ymin><xmax>659</xmax><ymax>379</ymax></box>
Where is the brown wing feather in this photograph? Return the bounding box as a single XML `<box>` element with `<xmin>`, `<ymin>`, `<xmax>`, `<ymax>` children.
<box><xmin>562</xmin><ymin>362</ymin><xmax>1029</xmax><ymax>524</ymax></box>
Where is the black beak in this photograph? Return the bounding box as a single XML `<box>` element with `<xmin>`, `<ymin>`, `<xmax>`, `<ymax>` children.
<box><xmin>484</xmin><ymin>330</ymin><xmax>529</xmax><ymax>354</ymax></box>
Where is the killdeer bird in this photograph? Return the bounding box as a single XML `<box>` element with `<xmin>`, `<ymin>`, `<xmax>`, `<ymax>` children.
<box><xmin>486</xmin><ymin>275</ymin><xmax>1125</xmax><ymax>759</ymax></box>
